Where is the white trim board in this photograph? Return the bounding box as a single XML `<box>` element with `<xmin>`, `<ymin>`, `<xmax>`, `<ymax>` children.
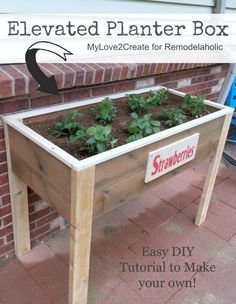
<box><xmin>3</xmin><ymin>85</ymin><xmax>233</xmax><ymax>171</ymax></box>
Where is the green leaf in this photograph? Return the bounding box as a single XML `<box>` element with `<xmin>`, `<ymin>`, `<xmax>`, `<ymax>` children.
<box><xmin>126</xmin><ymin>135</ymin><xmax>137</xmax><ymax>143</ymax></box>
<box><xmin>151</xmin><ymin>121</ymin><xmax>161</xmax><ymax>127</ymax></box>
<box><xmin>110</xmin><ymin>138</ymin><xmax>118</xmax><ymax>148</ymax></box>
<box><xmin>87</xmin><ymin>137</ymin><xmax>96</xmax><ymax>144</ymax></box>
<box><xmin>131</xmin><ymin>112</ymin><xmax>139</xmax><ymax>120</ymax></box>
<box><xmin>96</xmin><ymin>143</ymin><xmax>106</xmax><ymax>153</ymax></box>
<box><xmin>86</xmin><ymin>126</ymin><xmax>97</xmax><ymax>136</ymax></box>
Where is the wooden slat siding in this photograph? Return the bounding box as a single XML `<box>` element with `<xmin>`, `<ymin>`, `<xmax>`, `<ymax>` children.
<box><xmin>8</xmin><ymin>126</ymin><xmax>71</xmax><ymax>221</ymax></box>
<box><xmin>93</xmin><ymin>116</ymin><xmax>224</xmax><ymax>217</ymax></box>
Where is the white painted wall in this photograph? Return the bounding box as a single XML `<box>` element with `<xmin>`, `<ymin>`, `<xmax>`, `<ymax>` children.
<box><xmin>0</xmin><ymin>0</ymin><xmax>235</xmax><ymax>14</ymax></box>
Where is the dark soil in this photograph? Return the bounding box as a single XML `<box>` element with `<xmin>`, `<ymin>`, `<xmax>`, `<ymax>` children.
<box><xmin>26</xmin><ymin>95</ymin><xmax>209</xmax><ymax>160</ymax></box>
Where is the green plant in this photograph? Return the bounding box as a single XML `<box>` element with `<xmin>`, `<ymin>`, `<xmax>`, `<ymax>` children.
<box><xmin>126</xmin><ymin>112</ymin><xmax>161</xmax><ymax>143</ymax></box>
<box><xmin>93</xmin><ymin>97</ymin><xmax>117</xmax><ymax>124</ymax></box>
<box><xmin>127</xmin><ymin>94</ymin><xmax>148</xmax><ymax>112</ymax></box>
<box><xmin>53</xmin><ymin>110</ymin><xmax>84</xmax><ymax>140</ymax></box>
<box><xmin>180</xmin><ymin>94</ymin><xmax>206</xmax><ymax>117</ymax></box>
<box><xmin>147</xmin><ymin>88</ymin><xmax>168</xmax><ymax>107</ymax></box>
<box><xmin>161</xmin><ymin>108</ymin><xmax>187</xmax><ymax>127</ymax></box>
<box><xmin>80</xmin><ymin>125</ymin><xmax>118</xmax><ymax>154</ymax></box>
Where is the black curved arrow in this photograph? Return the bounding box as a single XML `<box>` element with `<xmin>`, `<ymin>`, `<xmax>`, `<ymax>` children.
<box><xmin>25</xmin><ymin>42</ymin><xmax>73</xmax><ymax>95</ymax></box>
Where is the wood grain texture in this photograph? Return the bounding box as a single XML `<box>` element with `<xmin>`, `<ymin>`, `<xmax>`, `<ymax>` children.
<box><xmin>93</xmin><ymin>116</ymin><xmax>225</xmax><ymax>218</ymax></box>
<box><xmin>8</xmin><ymin>126</ymin><xmax>71</xmax><ymax>221</ymax></box>
<box><xmin>195</xmin><ymin>113</ymin><xmax>233</xmax><ymax>226</ymax></box>
<box><xmin>69</xmin><ymin>167</ymin><xmax>95</xmax><ymax>304</ymax></box>
<box><xmin>4</xmin><ymin>123</ymin><xmax>31</xmax><ymax>257</ymax></box>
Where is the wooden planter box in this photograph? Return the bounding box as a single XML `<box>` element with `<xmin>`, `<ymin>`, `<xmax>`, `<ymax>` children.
<box><xmin>3</xmin><ymin>86</ymin><xmax>233</xmax><ymax>304</ymax></box>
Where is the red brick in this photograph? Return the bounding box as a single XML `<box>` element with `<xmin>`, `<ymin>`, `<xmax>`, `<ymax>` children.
<box><xmin>135</xmin><ymin>64</ymin><xmax>144</xmax><ymax>78</ymax></box>
<box><xmin>0</xmin><ymin>225</ymin><xmax>13</xmax><ymax>237</ymax></box>
<box><xmin>168</xmin><ymin>63</ymin><xmax>175</xmax><ymax>72</ymax></box>
<box><xmin>0</xmin><ymin>238</ymin><xmax>4</xmax><ymax>246</ymax></box>
<box><xmin>120</xmin><ymin>64</ymin><xmax>129</xmax><ymax>80</ymax></box>
<box><xmin>0</xmin><ymin>162</ymin><xmax>7</xmax><ymax>174</ymax></box>
<box><xmin>29</xmin><ymin>207</ymin><xmax>52</xmax><ymax>222</ymax></box>
<box><xmin>0</xmin><ymin>205</ymin><xmax>11</xmax><ymax>217</ymax></box>
<box><xmin>30</xmin><ymin>94</ymin><xmax>62</xmax><ymax>109</ymax></box>
<box><xmin>66</xmin><ymin>64</ymin><xmax>85</xmax><ymax>87</ymax></box>
<box><xmin>63</xmin><ymin>88</ymin><xmax>91</xmax><ymax>102</ymax></box>
<box><xmin>142</xmin><ymin>63</ymin><xmax>151</xmax><ymax>76</ymax></box>
<box><xmin>30</xmin><ymin>223</ymin><xmax>50</xmax><ymax>239</ymax></box>
<box><xmin>0</xmin><ymin>99</ymin><xmax>29</xmax><ymax>114</ymax></box>
<box><xmin>28</xmin><ymin>187</ymin><xmax>34</xmax><ymax>195</ymax></box>
<box><xmin>0</xmin><ymin>128</ymin><xmax>4</xmax><ymax>140</ymax></box>
<box><xmin>1</xmin><ymin>194</ymin><xmax>11</xmax><ymax>206</ymax></box>
<box><xmin>0</xmin><ymin>76</ymin><xmax>12</xmax><ymax>99</ymax></box>
<box><xmin>206</xmin><ymin>92</ymin><xmax>219</xmax><ymax>100</ymax></box>
<box><xmin>36</xmin><ymin>212</ymin><xmax>58</xmax><ymax>228</ymax></box>
<box><xmin>0</xmin><ymin>140</ymin><xmax>5</xmax><ymax>151</ymax></box>
<box><xmin>34</xmin><ymin>227</ymin><xmax>59</xmax><ymax>244</ymax></box>
<box><xmin>0</xmin><ymin>242</ymin><xmax>14</xmax><ymax>255</ymax></box>
<box><xmin>0</xmin><ymin>174</ymin><xmax>8</xmax><ymax>185</ymax></box>
<box><xmin>149</xmin><ymin>63</ymin><xmax>157</xmax><ymax>75</ymax></box>
<box><xmin>52</xmin><ymin>63</ymin><xmax>74</xmax><ymax>89</ymax></box>
<box><xmin>29</xmin><ymin>205</ymin><xmax>35</xmax><ymax>214</ymax></box>
<box><xmin>88</xmin><ymin>63</ymin><xmax>104</xmax><ymax>84</ymax></box>
<box><xmin>163</xmin><ymin>63</ymin><xmax>171</xmax><ymax>73</ymax></box>
<box><xmin>112</xmin><ymin>64</ymin><xmax>122</xmax><ymax>81</ymax></box>
<box><xmin>30</xmin><ymin>222</ymin><xmax>36</xmax><ymax>232</ymax></box>
<box><xmin>155</xmin><ymin>74</ymin><xmax>171</xmax><ymax>84</ymax></box>
<box><xmin>0</xmin><ymin>254</ymin><xmax>6</xmax><ymax>261</ymax></box>
<box><xmin>79</xmin><ymin>63</ymin><xmax>94</xmax><ymax>86</ymax></box>
<box><xmin>191</xmin><ymin>74</ymin><xmax>215</xmax><ymax>84</ymax></box>
<box><xmin>1</xmin><ymin>65</ymin><xmax>26</xmax><ymax>97</ymax></box>
<box><xmin>91</xmin><ymin>84</ymin><xmax>115</xmax><ymax>97</ymax></box>
<box><xmin>40</xmin><ymin>63</ymin><xmax>64</xmax><ymax>89</ymax></box>
<box><xmin>15</xmin><ymin>64</ymin><xmax>39</xmax><ymax>94</ymax></box>
<box><xmin>154</xmin><ymin>63</ymin><xmax>163</xmax><ymax>74</ymax></box>
<box><xmin>162</xmin><ymin>81</ymin><xmax>178</xmax><ymax>89</ymax></box>
<box><xmin>28</xmin><ymin>193</ymin><xmax>41</xmax><ymax>205</ymax></box>
<box><xmin>0</xmin><ymin>162</ymin><xmax>8</xmax><ymax>175</ymax></box>
<box><xmin>100</xmin><ymin>64</ymin><xmax>113</xmax><ymax>83</ymax></box>
<box><xmin>0</xmin><ymin>183</ymin><xmax>9</xmax><ymax>195</ymax></box>
<box><xmin>3</xmin><ymin>214</ymin><xmax>12</xmax><ymax>226</ymax></box>
<box><xmin>197</xmin><ymin>88</ymin><xmax>211</xmax><ymax>95</ymax></box>
<box><xmin>115</xmin><ymin>80</ymin><xmax>136</xmax><ymax>92</ymax></box>
<box><xmin>6</xmin><ymin>233</ymin><xmax>13</xmax><ymax>243</ymax></box>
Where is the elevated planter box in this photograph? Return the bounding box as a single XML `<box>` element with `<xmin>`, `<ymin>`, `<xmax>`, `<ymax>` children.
<box><xmin>3</xmin><ymin>86</ymin><xmax>233</xmax><ymax>304</ymax></box>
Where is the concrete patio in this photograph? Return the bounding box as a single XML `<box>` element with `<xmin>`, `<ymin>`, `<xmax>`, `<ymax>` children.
<box><xmin>0</xmin><ymin>160</ymin><xmax>236</xmax><ymax>304</ymax></box>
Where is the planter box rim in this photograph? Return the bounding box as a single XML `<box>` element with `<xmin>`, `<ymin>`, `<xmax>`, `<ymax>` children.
<box><xmin>3</xmin><ymin>86</ymin><xmax>234</xmax><ymax>171</ymax></box>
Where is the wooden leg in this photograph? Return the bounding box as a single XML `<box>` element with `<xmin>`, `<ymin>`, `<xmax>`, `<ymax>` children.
<box><xmin>4</xmin><ymin>124</ymin><xmax>31</xmax><ymax>256</ymax></box>
<box><xmin>69</xmin><ymin>167</ymin><xmax>95</xmax><ymax>304</ymax></box>
<box><xmin>195</xmin><ymin>113</ymin><xmax>232</xmax><ymax>226</ymax></box>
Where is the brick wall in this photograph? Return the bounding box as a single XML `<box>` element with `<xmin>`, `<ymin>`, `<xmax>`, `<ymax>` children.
<box><xmin>0</xmin><ymin>63</ymin><xmax>229</xmax><ymax>263</ymax></box>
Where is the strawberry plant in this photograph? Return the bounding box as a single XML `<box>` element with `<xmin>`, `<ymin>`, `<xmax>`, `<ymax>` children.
<box><xmin>147</xmin><ymin>88</ymin><xmax>168</xmax><ymax>107</ymax></box>
<box><xmin>161</xmin><ymin>108</ymin><xmax>186</xmax><ymax>127</ymax></box>
<box><xmin>180</xmin><ymin>94</ymin><xmax>206</xmax><ymax>117</ymax></box>
<box><xmin>127</xmin><ymin>94</ymin><xmax>148</xmax><ymax>112</ymax></box>
<box><xmin>53</xmin><ymin>110</ymin><xmax>84</xmax><ymax>140</ymax></box>
<box><xmin>80</xmin><ymin>125</ymin><xmax>118</xmax><ymax>154</ymax></box>
<box><xmin>126</xmin><ymin>112</ymin><xmax>161</xmax><ymax>143</ymax></box>
<box><xmin>93</xmin><ymin>97</ymin><xmax>117</xmax><ymax>124</ymax></box>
